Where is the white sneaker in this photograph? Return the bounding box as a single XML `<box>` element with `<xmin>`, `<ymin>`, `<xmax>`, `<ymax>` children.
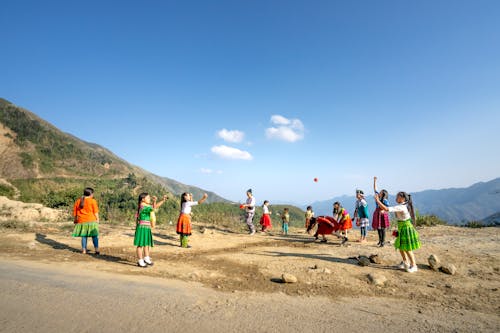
<box><xmin>138</xmin><ymin>259</ymin><xmax>147</xmax><ymax>267</ymax></box>
<box><xmin>249</xmin><ymin>230</ymin><xmax>256</xmax><ymax>235</ymax></box>
<box><xmin>406</xmin><ymin>265</ymin><xmax>418</xmax><ymax>273</ymax></box>
<box><xmin>144</xmin><ymin>256</ymin><xmax>153</xmax><ymax>266</ymax></box>
<box><xmin>397</xmin><ymin>262</ymin><xmax>409</xmax><ymax>270</ymax></box>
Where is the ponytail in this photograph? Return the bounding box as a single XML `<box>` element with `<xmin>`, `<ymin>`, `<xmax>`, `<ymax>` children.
<box><xmin>80</xmin><ymin>187</ymin><xmax>94</xmax><ymax>209</ymax></box>
<box><xmin>137</xmin><ymin>192</ymin><xmax>148</xmax><ymax>220</ymax></box>
<box><xmin>398</xmin><ymin>191</ymin><xmax>416</xmax><ymax>224</ymax></box>
<box><xmin>407</xmin><ymin>194</ymin><xmax>416</xmax><ymax>225</ymax></box>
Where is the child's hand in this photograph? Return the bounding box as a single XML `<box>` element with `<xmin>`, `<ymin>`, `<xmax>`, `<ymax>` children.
<box><xmin>162</xmin><ymin>195</ymin><xmax>168</xmax><ymax>200</ymax></box>
<box><xmin>152</xmin><ymin>196</ymin><xmax>158</xmax><ymax>202</ymax></box>
<box><xmin>203</xmin><ymin>193</ymin><xmax>208</xmax><ymax>199</ymax></box>
<box><xmin>374</xmin><ymin>176</ymin><xmax>377</xmax><ymax>181</ymax></box>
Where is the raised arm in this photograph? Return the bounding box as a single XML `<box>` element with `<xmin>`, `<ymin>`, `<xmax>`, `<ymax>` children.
<box><xmin>374</xmin><ymin>193</ymin><xmax>389</xmax><ymax>211</ymax></box>
<box><xmin>198</xmin><ymin>193</ymin><xmax>208</xmax><ymax>205</ymax></box>
<box><xmin>373</xmin><ymin>176</ymin><xmax>379</xmax><ymax>193</ymax></box>
<box><xmin>153</xmin><ymin>195</ymin><xmax>168</xmax><ymax>209</ymax></box>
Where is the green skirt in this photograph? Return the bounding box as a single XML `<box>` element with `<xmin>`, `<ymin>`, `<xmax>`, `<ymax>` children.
<box><xmin>394</xmin><ymin>219</ymin><xmax>421</xmax><ymax>251</ymax></box>
<box><xmin>72</xmin><ymin>221</ymin><xmax>99</xmax><ymax>237</ymax></box>
<box><xmin>134</xmin><ymin>224</ymin><xmax>154</xmax><ymax>247</ymax></box>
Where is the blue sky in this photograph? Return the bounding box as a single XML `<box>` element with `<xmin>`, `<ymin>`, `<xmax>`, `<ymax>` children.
<box><xmin>1</xmin><ymin>0</ymin><xmax>499</xmax><ymax>204</ymax></box>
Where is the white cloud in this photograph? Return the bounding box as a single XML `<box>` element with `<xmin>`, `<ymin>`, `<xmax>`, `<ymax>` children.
<box><xmin>200</xmin><ymin>168</ymin><xmax>223</xmax><ymax>174</ymax></box>
<box><xmin>211</xmin><ymin>145</ymin><xmax>253</xmax><ymax>160</ymax></box>
<box><xmin>270</xmin><ymin>115</ymin><xmax>291</xmax><ymax>126</ymax></box>
<box><xmin>266</xmin><ymin>115</ymin><xmax>305</xmax><ymax>142</ymax></box>
<box><xmin>217</xmin><ymin>128</ymin><xmax>245</xmax><ymax>143</ymax></box>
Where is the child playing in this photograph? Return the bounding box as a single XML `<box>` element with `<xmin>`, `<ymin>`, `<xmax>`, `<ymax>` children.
<box><xmin>375</xmin><ymin>191</ymin><xmax>420</xmax><ymax>273</ymax></box>
<box><xmin>354</xmin><ymin>189</ymin><xmax>369</xmax><ymax>243</ymax></box>
<box><xmin>72</xmin><ymin>187</ymin><xmax>99</xmax><ymax>254</ymax></box>
<box><xmin>305</xmin><ymin>206</ymin><xmax>314</xmax><ymax>233</ymax></box>
<box><xmin>259</xmin><ymin>200</ymin><xmax>272</xmax><ymax>232</ymax></box>
<box><xmin>280</xmin><ymin>208</ymin><xmax>290</xmax><ymax>235</ymax></box>
<box><xmin>242</xmin><ymin>189</ymin><xmax>256</xmax><ymax>235</ymax></box>
<box><xmin>134</xmin><ymin>192</ymin><xmax>167</xmax><ymax>267</ymax></box>
<box><xmin>176</xmin><ymin>192</ymin><xmax>208</xmax><ymax>248</ymax></box>
<box><xmin>332</xmin><ymin>202</ymin><xmax>352</xmax><ymax>244</ymax></box>
<box><xmin>373</xmin><ymin>177</ymin><xmax>390</xmax><ymax>247</ymax></box>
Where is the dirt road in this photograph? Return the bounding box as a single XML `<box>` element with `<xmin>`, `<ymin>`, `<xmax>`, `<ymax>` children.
<box><xmin>0</xmin><ymin>224</ymin><xmax>499</xmax><ymax>332</ymax></box>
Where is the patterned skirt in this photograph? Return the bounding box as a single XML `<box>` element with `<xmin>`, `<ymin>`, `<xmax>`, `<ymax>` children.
<box><xmin>72</xmin><ymin>221</ymin><xmax>99</xmax><ymax>237</ymax></box>
<box><xmin>372</xmin><ymin>207</ymin><xmax>390</xmax><ymax>229</ymax></box>
<box><xmin>394</xmin><ymin>219</ymin><xmax>421</xmax><ymax>251</ymax></box>
<box><xmin>134</xmin><ymin>221</ymin><xmax>154</xmax><ymax>247</ymax></box>
<box><xmin>177</xmin><ymin>213</ymin><xmax>192</xmax><ymax>236</ymax></box>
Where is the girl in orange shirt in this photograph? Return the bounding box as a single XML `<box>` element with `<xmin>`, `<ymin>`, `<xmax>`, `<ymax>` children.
<box><xmin>72</xmin><ymin>187</ymin><xmax>100</xmax><ymax>254</ymax></box>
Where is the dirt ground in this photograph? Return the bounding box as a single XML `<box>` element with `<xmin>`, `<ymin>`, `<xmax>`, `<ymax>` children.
<box><xmin>0</xmin><ymin>222</ymin><xmax>499</xmax><ymax>332</ymax></box>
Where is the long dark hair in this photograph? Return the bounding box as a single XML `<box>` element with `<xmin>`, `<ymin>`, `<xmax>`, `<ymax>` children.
<box><xmin>397</xmin><ymin>191</ymin><xmax>416</xmax><ymax>223</ymax></box>
<box><xmin>137</xmin><ymin>192</ymin><xmax>149</xmax><ymax>218</ymax></box>
<box><xmin>79</xmin><ymin>187</ymin><xmax>94</xmax><ymax>209</ymax></box>
<box><xmin>379</xmin><ymin>189</ymin><xmax>388</xmax><ymax>201</ymax></box>
<box><xmin>180</xmin><ymin>192</ymin><xmax>189</xmax><ymax>212</ymax></box>
<box><xmin>333</xmin><ymin>201</ymin><xmax>342</xmax><ymax>214</ymax></box>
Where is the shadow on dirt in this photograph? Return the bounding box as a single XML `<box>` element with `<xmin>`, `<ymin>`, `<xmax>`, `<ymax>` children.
<box><xmin>35</xmin><ymin>233</ymin><xmax>133</xmax><ymax>266</ymax></box>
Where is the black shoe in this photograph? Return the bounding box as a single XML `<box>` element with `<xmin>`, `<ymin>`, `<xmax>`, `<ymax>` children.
<box><xmin>95</xmin><ymin>251</ymin><xmax>100</xmax><ymax>255</ymax></box>
<box><xmin>320</xmin><ymin>239</ymin><xmax>327</xmax><ymax>243</ymax></box>
<box><xmin>341</xmin><ymin>237</ymin><xmax>348</xmax><ymax>245</ymax></box>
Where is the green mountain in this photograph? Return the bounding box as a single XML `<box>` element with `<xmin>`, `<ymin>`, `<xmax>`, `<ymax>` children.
<box><xmin>0</xmin><ymin>99</ymin><xmax>228</xmax><ymax>219</ymax></box>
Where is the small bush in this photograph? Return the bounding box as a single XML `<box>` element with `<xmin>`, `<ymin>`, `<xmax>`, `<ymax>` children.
<box><xmin>464</xmin><ymin>221</ymin><xmax>486</xmax><ymax>228</ymax></box>
<box><xmin>415</xmin><ymin>213</ymin><xmax>447</xmax><ymax>227</ymax></box>
<box><xmin>0</xmin><ymin>184</ymin><xmax>15</xmax><ymax>198</ymax></box>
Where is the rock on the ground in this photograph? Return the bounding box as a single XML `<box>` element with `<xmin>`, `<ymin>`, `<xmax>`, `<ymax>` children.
<box><xmin>369</xmin><ymin>254</ymin><xmax>382</xmax><ymax>264</ymax></box>
<box><xmin>441</xmin><ymin>264</ymin><xmax>457</xmax><ymax>275</ymax></box>
<box><xmin>0</xmin><ymin>196</ymin><xmax>65</xmax><ymax>222</ymax></box>
<box><xmin>282</xmin><ymin>273</ymin><xmax>298</xmax><ymax>283</ymax></box>
<box><xmin>367</xmin><ymin>273</ymin><xmax>387</xmax><ymax>286</ymax></box>
<box><xmin>428</xmin><ymin>254</ymin><xmax>440</xmax><ymax>271</ymax></box>
<box><xmin>357</xmin><ymin>256</ymin><xmax>371</xmax><ymax>266</ymax></box>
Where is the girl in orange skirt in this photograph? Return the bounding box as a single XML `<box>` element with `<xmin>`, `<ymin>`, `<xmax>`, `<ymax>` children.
<box><xmin>176</xmin><ymin>192</ymin><xmax>208</xmax><ymax>248</ymax></box>
<box><xmin>333</xmin><ymin>201</ymin><xmax>352</xmax><ymax>244</ymax></box>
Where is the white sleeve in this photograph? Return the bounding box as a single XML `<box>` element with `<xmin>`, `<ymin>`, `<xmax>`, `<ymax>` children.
<box><xmin>388</xmin><ymin>205</ymin><xmax>405</xmax><ymax>213</ymax></box>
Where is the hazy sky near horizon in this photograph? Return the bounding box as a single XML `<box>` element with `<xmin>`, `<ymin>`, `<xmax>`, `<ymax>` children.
<box><xmin>2</xmin><ymin>0</ymin><xmax>499</xmax><ymax>204</ymax></box>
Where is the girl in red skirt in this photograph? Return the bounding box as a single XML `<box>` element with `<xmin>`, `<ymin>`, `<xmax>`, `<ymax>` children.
<box><xmin>259</xmin><ymin>200</ymin><xmax>273</xmax><ymax>232</ymax></box>
<box><xmin>372</xmin><ymin>177</ymin><xmax>390</xmax><ymax>247</ymax></box>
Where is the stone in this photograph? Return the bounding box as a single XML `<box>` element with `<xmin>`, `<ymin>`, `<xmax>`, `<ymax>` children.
<box><xmin>441</xmin><ymin>264</ymin><xmax>457</xmax><ymax>275</ymax></box>
<box><xmin>428</xmin><ymin>254</ymin><xmax>440</xmax><ymax>271</ymax></box>
<box><xmin>322</xmin><ymin>268</ymin><xmax>332</xmax><ymax>274</ymax></box>
<box><xmin>282</xmin><ymin>273</ymin><xmax>298</xmax><ymax>283</ymax></box>
<box><xmin>367</xmin><ymin>273</ymin><xmax>387</xmax><ymax>286</ymax></box>
<box><xmin>369</xmin><ymin>254</ymin><xmax>382</xmax><ymax>264</ymax></box>
<box><xmin>358</xmin><ymin>256</ymin><xmax>371</xmax><ymax>266</ymax></box>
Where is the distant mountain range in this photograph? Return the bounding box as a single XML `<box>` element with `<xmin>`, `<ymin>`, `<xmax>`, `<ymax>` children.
<box><xmin>307</xmin><ymin>178</ymin><xmax>500</xmax><ymax>225</ymax></box>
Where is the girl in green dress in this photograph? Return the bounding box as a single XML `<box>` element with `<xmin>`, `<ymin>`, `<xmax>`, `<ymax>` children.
<box><xmin>375</xmin><ymin>191</ymin><xmax>420</xmax><ymax>273</ymax></box>
<box><xmin>134</xmin><ymin>192</ymin><xmax>167</xmax><ymax>267</ymax></box>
